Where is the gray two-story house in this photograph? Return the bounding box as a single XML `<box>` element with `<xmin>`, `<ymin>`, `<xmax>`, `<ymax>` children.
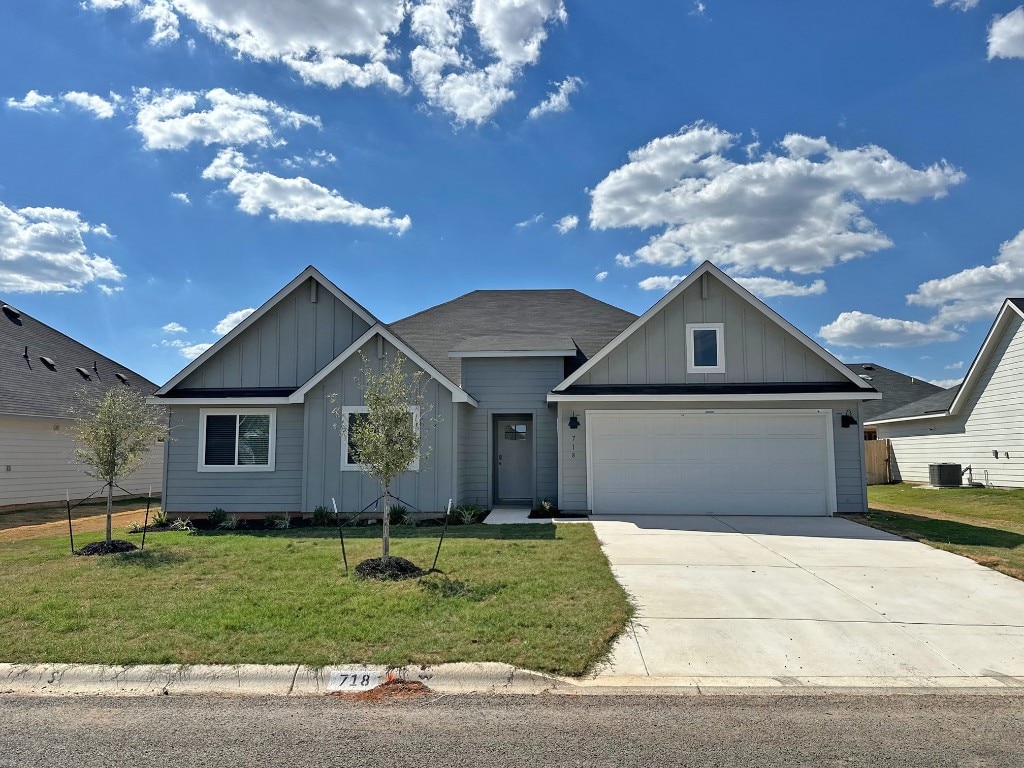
<box><xmin>153</xmin><ymin>261</ymin><xmax>878</xmax><ymax>518</ymax></box>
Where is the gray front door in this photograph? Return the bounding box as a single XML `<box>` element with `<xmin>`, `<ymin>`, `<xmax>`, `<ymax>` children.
<box><xmin>495</xmin><ymin>417</ymin><xmax>533</xmax><ymax>504</ymax></box>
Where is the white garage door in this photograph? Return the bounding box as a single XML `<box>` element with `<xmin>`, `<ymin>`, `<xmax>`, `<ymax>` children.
<box><xmin>588</xmin><ymin>410</ymin><xmax>834</xmax><ymax>516</ymax></box>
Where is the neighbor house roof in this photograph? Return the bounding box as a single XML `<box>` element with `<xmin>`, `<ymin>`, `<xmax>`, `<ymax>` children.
<box><xmin>844</xmin><ymin>363</ymin><xmax>944</xmax><ymax>423</ymax></box>
<box><xmin>389</xmin><ymin>290</ymin><xmax>637</xmax><ymax>385</ymax></box>
<box><xmin>865</xmin><ymin>297</ymin><xmax>1024</xmax><ymax>426</ymax></box>
<box><xmin>0</xmin><ymin>301</ymin><xmax>159</xmax><ymax>419</ymax></box>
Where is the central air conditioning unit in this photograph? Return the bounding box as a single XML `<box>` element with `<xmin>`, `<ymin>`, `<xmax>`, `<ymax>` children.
<box><xmin>928</xmin><ymin>463</ymin><xmax>962</xmax><ymax>488</ymax></box>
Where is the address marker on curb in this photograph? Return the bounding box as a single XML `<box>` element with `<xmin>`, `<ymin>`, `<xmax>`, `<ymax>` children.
<box><xmin>327</xmin><ymin>670</ymin><xmax>384</xmax><ymax>692</ymax></box>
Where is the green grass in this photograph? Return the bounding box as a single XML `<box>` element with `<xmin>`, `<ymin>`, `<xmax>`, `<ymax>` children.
<box><xmin>853</xmin><ymin>483</ymin><xmax>1024</xmax><ymax>580</ymax></box>
<box><xmin>0</xmin><ymin>522</ymin><xmax>631</xmax><ymax>676</ymax></box>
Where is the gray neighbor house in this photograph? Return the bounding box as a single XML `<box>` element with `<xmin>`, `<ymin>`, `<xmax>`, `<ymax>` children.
<box><xmin>153</xmin><ymin>261</ymin><xmax>880</xmax><ymax>518</ymax></box>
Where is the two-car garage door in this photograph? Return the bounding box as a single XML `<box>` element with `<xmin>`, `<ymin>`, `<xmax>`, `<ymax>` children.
<box><xmin>588</xmin><ymin>410</ymin><xmax>834</xmax><ymax>516</ymax></box>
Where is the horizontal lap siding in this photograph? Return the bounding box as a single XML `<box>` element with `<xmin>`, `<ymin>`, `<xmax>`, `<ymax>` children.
<box><xmin>164</xmin><ymin>406</ymin><xmax>303</xmax><ymax>514</ymax></box>
<box><xmin>460</xmin><ymin>358</ymin><xmax>563</xmax><ymax>507</ymax></box>
<box><xmin>880</xmin><ymin>316</ymin><xmax>1024</xmax><ymax>488</ymax></box>
<box><xmin>0</xmin><ymin>416</ymin><xmax>163</xmax><ymax>506</ymax></box>
<box><xmin>558</xmin><ymin>402</ymin><xmax>866</xmax><ymax>514</ymax></box>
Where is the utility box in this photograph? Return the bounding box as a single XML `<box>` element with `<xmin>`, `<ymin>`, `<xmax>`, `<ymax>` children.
<box><xmin>929</xmin><ymin>463</ymin><xmax>962</xmax><ymax>488</ymax></box>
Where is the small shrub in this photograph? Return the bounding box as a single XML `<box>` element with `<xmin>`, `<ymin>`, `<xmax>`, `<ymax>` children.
<box><xmin>169</xmin><ymin>518</ymin><xmax>195</xmax><ymax>533</ymax></box>
<box><xmin>151</xmin><ymin>510</ymin><xmax>169</xmax><ymax>528</ymax></box>
<box><xmin>218</xmin><ymin>514</ymin><xmax>241</xmax><ymax>530</ymax></box>
<box><xmin>127</xmin><ymin>522</ymin><xmax>144</xmax><ymax>534</ymax></box>
<box><xmin>312</xmin><ymin>505</ymin><xmax>335</xmax><ymax>526</ymax></box>
<box><xmin>208</xmin><ymin>507</ymin><xmax>227</xmax><ymax>527</ymax></box>
<box><xmin>388</xmin><ymin>504</ymin><xmax>408</xmax><ymax>526</ymax></box>
<box><xmin>265</xmin><ymin>513</ymin><xmax>290</xmax><ymax>530</ymax></box>
<box><xmin>453</xmin><ymin>504</ymin><xmax>487</xmax><ymax>525</ymax></box>
<box><xmin>540</xmin><ymin>498</ymin><xmax>557</xmax><ymax>514</ymax></box>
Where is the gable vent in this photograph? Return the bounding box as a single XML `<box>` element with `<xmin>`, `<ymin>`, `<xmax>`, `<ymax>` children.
<box><xmin>115</xmin><ymin>372</ymin><xmax>130</xmax><ymax>385</ymax></box>
<box><xmin>40</xmin><ymin>356</ymin><xmax>56</xmax><ymax>369</ymax></box>
<box><xmin>75</xmin><ymin>367</ymin><xmax>92</xmax><ymax>380</ymax></box>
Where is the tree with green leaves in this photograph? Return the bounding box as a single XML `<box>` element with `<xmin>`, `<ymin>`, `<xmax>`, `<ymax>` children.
<box><xmin>332</xmin><ymin>353</ymin><xmax>432</xmax><ymax>562</ymax></box>
<box><xmin>70</xmin><ymin>386</ymin><xmax>167</xmax><ymax>544</ymax></box>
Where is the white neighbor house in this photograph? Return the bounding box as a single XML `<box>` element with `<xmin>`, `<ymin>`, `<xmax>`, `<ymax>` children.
<box><xmin>0</xmin><ymin>301</ymin><xmax>164</xmax><ymax>508</ymax></box>
<box><xmin>866</xmin><ymin>298</ymin><xmax>1024</xmax><ymax>488</ymax></box>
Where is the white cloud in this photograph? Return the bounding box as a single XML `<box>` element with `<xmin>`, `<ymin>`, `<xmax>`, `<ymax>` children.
<box><xmin>202</xmin><ymin>149</ymin><xmax>411</xmax><ymax>232</ymax></box>
<box><xmin>98</xmin><ymin>284</ymin><xmax>124</xmax><ymax>296</ymax></box>
<box><xmin>595</xmin><ymin>271</ymin><xmax>608</xmax><ymax>282</ymax></box>
<box><xmin>945</xmin><ymin>360</ymin><xmax>964</xmax><ymax>370</ymax></box>
<box><xmin>214</xmin><ymin>307</ymin><xmax>255</xmax><ymax>335</ymax></box>
<box><xmin>410</xmin><ymin>0</ymin><xmax>568</xmax><ymax>124</ymax></box>
<box><xmin>282</xmin><ymin>150</ymin><xmax>337</xmax><ymax>169</ymax></box>
<box><xmin>133</xmin><ymin>87</ymin><xmax>319</xmax><ymax>150</ymax></box>
<box><xmin>162</xmin><ymin>321</ymin><xmax>188</xmax><ymax>333</ymax></box>
<box><xmin>638</xmin><ymin>275</ymin><xmax>683</xmax><ymax>291</ymax></box>
<box><xmin>554</xmin><ymin>214</ymin><xmax>578</xmax><ymax>234</ymax></box>
<box><xmin>733</xmin><ymin>276</ymin><xmax>827</xmax><ymax>298</ymax></box>
<box><xmin>932</xmin><ymin>0</ymin><xmax>979</xmax><ymax>10</ymax></box>
<box><xmin>614</xmin><ymin>254</ymin><xmax>634</xmax><ymax>268</ymax></box>
<box><xmin>515</xmin><ymin>213</ymin><xmax>544</xmax><ymax>228</ymax></box>
<box><xmin>818</xmin><ymin>311</ymin><xmax>959</xmax><ymax>348</ymax></box>
<box><xmin>0</xmin><ymin>201</ymin><xmax>124</xmax><ymax>293</ymax></box>
<box><xmin>928</xmin><ymin>377</ymin><xmax>964</xmax><ymax>389</ymax></box>
<box><xmin>171</xmin><ymin>192</ymin><xmax>191</xmax><ymax>204</ymax></box>
<box><xmin>180</xmin><ymin>342</ymin><xmax>213</xmax><ymax>359</ymax></box>
<box><xmin>906</xmin><ymin>229</ymin><xmax>1024</xmax><ymax>323</ymax></box>
<box><xmin>590</xmin><ymin>122</ymin><xmax>965</xmax><ymax>276</ymax></box>
<box><xmin>989</xmin><ymin>7</ymin><xmax>1024</xmax><ymax>59</ymax></box>
<box><xmin>528</xmin><ymin>75</ymin><xmax>582</xmax><ymax>120</ymax></box>
<box><xmin>6</xmin><ymin>90</ymin><xmax>58</xmax><ymax>113</ymax></box>
<box><xmin>62</xmin><ymin>91</ymin><xmax>120</xmax><ymax>119</ymax></box>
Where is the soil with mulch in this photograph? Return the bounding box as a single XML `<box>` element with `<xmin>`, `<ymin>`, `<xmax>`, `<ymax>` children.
<box><xmin>329</xmin><ymin>679</ymin><xmax>433</xmax><ymax>701</ymax></box>
<box><xmin>354</xmin><ymin>556</ymin><xmax>424</xmax><ymax>581</ymax></box>
<box><xmin>75</xmin><ymin>540</ymin><xmax>139</xmax><ymax>556</ymax></box>
<box><xmin>528</xmin><ymin>510</ymin><xmax>590</xmax><ymax>520</ymax></box>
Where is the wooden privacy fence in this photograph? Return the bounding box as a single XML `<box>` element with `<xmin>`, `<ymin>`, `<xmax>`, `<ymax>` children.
<box><xmin>865</xmin><ymin>439</ymin><xmax>893</xmax><ymax>485</ymax></box>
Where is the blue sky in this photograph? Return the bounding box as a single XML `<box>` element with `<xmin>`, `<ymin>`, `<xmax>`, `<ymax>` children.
<box><xmin>2</xmin><ymin>0</ymin><xmax>1024</xmax><ymax>387</ymax></box>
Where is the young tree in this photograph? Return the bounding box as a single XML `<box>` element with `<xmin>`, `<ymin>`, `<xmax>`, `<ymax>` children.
<box><xmin>332</xmin><ymin>353</ymin><xmax>432</xmax><ymax>562</ymax></box>
<box><xmin>70</xmin><ymin>386</ymin><xmax>167</xmax><ymax>544</ymax></box>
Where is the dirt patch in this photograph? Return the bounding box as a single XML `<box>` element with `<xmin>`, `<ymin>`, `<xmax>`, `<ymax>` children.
<box><xmin>329</xmin><ymin>679</ymin><xmax>433</xmax><ymax>701</ymax></box>
<box><xmin>0</xmin><ymin>502</ymin><xmax>157</xmax><ymax>543</ymax></box>
<box><xmin>355</xmin><ymin>556</ymin><xmax>424</xmax><ymax>581</ymax></box>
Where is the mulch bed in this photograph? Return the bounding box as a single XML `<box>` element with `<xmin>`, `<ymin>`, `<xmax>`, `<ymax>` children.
<box><xmin>528</xmin><ymin>510</ymin><xmax>590</xmax><ymax>520</ymax></box>
<box><xmin>75</xmin><ymin>540</ymin><xmax>139</xmax><ymax>556</ymax></box>
<box><xmin>354</xmin><ymin>556</ymin><xmax>424</xmax><ymax>581</ymax></box>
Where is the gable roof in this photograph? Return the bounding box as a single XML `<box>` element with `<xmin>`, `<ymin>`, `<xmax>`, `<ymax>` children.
<box><xmin>390</xmin><ymin>289</ymin><xmax>636</xmax><ymax>386</ymax></box>
<box><xmin>156</xmin><ymin>266</ymin><xmax>377</xmax><ymax>395</ymax></box>
<box><xmin>0</xmin><ymin>301</ymin><xmax>159</xmax><ymax>419</ymax></box>
<box><xmin>554</xmin><ymin>261</ymin><xmax>874</xmax><ymax>392</ymax></box>
<box><xmin>844</xmin><ymin>363</ymin><xmax>944</xmax><ymax>422</ymax></box>
<box><xmin>865</xmin><ymin>298</ymin><xmax>1024</xmax><ymax>426</ymax></box>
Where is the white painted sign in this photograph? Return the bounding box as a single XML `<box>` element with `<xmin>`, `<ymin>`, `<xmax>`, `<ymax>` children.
<box><xmin>327</xmin><ymin>669</ymin><xmax>384</xmax><ymax>692</ymax></box>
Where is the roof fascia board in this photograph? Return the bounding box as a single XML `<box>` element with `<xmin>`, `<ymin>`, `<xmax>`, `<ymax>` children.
<box><xmin>949</xmin><ymin>300</ymin><xmax>1020</xmax><ymax>416</ymax></box>
<box><xmin>449</xmin><ymin>349</ymin><xmax>576</xmax><ymax>358</ymax></box>
<box><xmin>553</xmin><ymin>261</ymin><xmax>871</xmax><ymax>392</ymax></box>
<box><xmin>864</xmin><ymin>412</ymin><xmax>950</xmax><ymax>426</ymax></box>
<box><xmin>146</xmin><ymin>397</ymin><xmax>291</xmax><ymax>406</ymax></box>
<box><xmin>547</xmin><ymin>392</ymin><xmax>882</xmax><ymax>403</ymax></box>
<box><xmin>156</xmin><ymin>266</ymin><xmax>378</xmax><ymax>395</ymax></box>
<box><xmin>289</xmin><ymin>324</ymin><xmax>479</xmax><ymax>407</ymax></box>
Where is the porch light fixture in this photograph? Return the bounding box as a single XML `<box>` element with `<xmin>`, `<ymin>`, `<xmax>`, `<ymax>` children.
<box><xmin>840</xmin><ymin>410</ymin><xmax>858</xmax><ymax>429</ymax></box>
<box><xmin>568</xmin><ymin>412</ymin><xmax>580</xmax><ymax>429</ymax></box>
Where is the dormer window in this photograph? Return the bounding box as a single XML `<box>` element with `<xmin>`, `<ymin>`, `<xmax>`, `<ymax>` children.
<box><xmin>686</xmin><ymin>323</ymin><xmax>725</xmax><ymax>373</ymax></box>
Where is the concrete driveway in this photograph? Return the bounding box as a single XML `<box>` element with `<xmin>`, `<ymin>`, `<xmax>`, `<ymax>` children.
<box><xmin>590</xmin><ymin>515</ymin><xmax>1024</xmax><ymax>686</ymax></box>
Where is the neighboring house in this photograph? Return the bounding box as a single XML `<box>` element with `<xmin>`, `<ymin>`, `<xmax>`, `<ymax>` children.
<box><xmin>865</xmin><ymin>299</ymin><xmax>1024</xmax><ymax>488</ymax></box>
<box><xmin>844</xmin><ymin>363</ymin><xmax>944</xmax><ymax>440</ymax></box>
<box><xmin>153</xmin><ymin>261</ymin><xmax>879</xmax><ymax>518</ymax></box>
<box><xmin>0</xmin><ymin>301</ymin><xmax>164</xmax><ymax>508</ymax></box>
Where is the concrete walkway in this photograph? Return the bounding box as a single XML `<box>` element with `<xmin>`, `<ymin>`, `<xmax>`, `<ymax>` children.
<box><xmin>590</xmin><ymin>515</ymin><xmax>1024</xmax><ymax>686</ymax></box>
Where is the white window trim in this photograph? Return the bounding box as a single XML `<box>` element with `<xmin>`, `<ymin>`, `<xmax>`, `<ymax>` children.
<box><xmin>687</xmin><ymin>322</ymin><xmax>725</xmax><ymax>373</ymax></box>
<box><xmin>340</xmin><ymin>405</ymin><xmax>421</xmax><ymax>472</ymax></box>
<box><xmin>198</xmin><ymin>408</ymin><xmax>277</xmax><ymax>472</ymax></box>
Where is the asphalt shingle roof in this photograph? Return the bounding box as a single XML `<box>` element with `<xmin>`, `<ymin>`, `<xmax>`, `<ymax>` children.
<box><xmin>0</xmin><ymin>301</ymin><xmax>159</xmax><ymax>419</ymax></box>
<box><xmin>389</xmin><ymin>290</ymin><xmax>637</xmax><ymax>385</ymax></box>
<box><xmin>450</xmin><ymin>333</ymin><xmax>576</xmax><ymax>354</ymax></box>
<box><xmin>866</xmin><ymin>386</ymin><xmax>958</xmax><ymax>423</ymax></box>
<box><xmin>843</xmin><ymin>362</ymin><xmax>945</xmax><ymax>422</ymax></box>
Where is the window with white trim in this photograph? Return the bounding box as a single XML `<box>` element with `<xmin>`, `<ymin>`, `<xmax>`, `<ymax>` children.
<box><xmin>340</xmin><ymin>405</ymin><xmax>420</xmax><ymax>471</ymax></box>
<box><xmin>686</xmin><ymin>323</ymin><xmax>725</xmax><ymax>373</ymax></box>
<box><xmin>198</xmin><ymin>409</ymin><xmax>276</xmax><ymax>472</ymax></box>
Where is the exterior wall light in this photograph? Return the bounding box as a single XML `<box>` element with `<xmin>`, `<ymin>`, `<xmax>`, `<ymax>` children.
<box><xmin>840</xmin><ymin>410</ymin><xmax>858</xmax><ymax>428</ymax></box>
<box><xmin>568</xmin><ymin>413</ymin><xmax>580</xmax><ymax>429</ymax></box>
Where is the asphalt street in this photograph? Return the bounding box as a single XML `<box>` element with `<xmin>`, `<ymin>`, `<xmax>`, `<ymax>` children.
<box><xmin>2</xmin><ymin>693</ymin><xmax>1022</xmax><ymax>767</ymax></box>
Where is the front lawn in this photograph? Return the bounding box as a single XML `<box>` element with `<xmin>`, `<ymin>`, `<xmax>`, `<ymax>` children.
<box><xmin>851</xmin><ymin>483</ymin><xmax>1024</xmax><ymax>580</ymax></box>
<box><xmin>0</xmin><ymin>522</ymin><xmax>631</xmax><ymax>676</ymax></box>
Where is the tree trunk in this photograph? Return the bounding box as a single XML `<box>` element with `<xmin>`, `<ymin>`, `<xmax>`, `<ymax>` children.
<box><xmin>381</xmin><ymin>484</ymin><xmax>391</xmax><ymax>561</ymax></box>
<box><xmin>105</xmin><ymin>481</ymin><xmax>113</xmax><ymax>544</ymax></box>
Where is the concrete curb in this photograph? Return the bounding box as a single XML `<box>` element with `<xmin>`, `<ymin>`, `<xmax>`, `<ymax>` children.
<box><xmin>3</xmin><ymin>663</ymin><xmax>1023</xmax><ymax>697</ymax></box>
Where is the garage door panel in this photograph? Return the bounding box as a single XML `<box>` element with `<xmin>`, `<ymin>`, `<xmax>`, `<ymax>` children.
<box><xmin>589</xmin><ymin>411</ymin><xmax>832</xmax><ymax>516</ymax></box>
